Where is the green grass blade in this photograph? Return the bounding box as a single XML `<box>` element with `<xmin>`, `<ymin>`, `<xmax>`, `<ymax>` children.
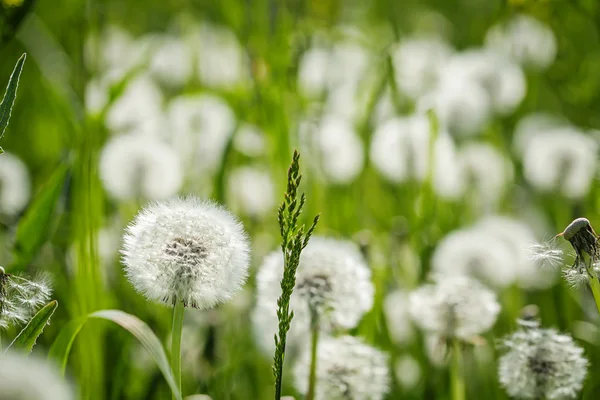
<box><xmin>0</xmin><ymin>53</ymin><xmax>26</xmax><ymax>140</ymax></box>
<box><xmin>7</xmin><ymin>300</ymin><xmax>58</xmax><ymax>353</ymax></box>
<box><xmin>11</xmin><ymin>163</ymin><xmax>69</xmax><ymax>271</ymax></box>
<box><xmin>47</xmin><ymin>315</ymin><xmax>88</xmax><ymax>374</ymax></box>
<box><xmin>48</xmin><ymin>309</ymin><xmax>182</xmax><ymax>400</ymax></box>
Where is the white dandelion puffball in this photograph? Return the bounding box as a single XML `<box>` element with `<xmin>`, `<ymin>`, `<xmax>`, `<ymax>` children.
<box><xmin>431</xmin><ymin>227</ymin><xmax>517</xmax><ymax>288</ymax></box>
<box><xmin>458</xmin><ymin>142</ymin><xmax>513</xmax><ymax>210</ymax></box>
<box><xmin>383</xmin><ymin>290</ymin><xmax>416</xmax><ymax>345</ymax></box>
<box><xmin>0</xmin><ymin>351</ymin><xmax>75</xmax><ymax>400</ymax></box>
<box><xmin>498</xmin><ymin>326</ymin><xmax>588</xmax><ymax>399</ymax></box>
<box><xmin>167</xmin><ymin>94</ymin><xmax>236</xmax><ymax>172</ymax></box>
<box><xmin>293</xmin><ymin>336</ymin><xmax>390</xmax><ymax>400</ymax></box>
<box><xmin>369</xmin><ymin>115</ymin><xmax>463</xmax><ymax>199</ymax></box>
<box><xmin>194</xmin><ymin>22</ymin><xmax>249</xmax><ymax>89</ymax></box>
<box><xmin>391</xmin><ymin>35</ymin><xmax>453</xmax><ymax>100</ymax></box>
<box><xmin>105</xmin><ymin>74</ymin><xmax>163</xmax><ymax>133</ymax></box>
<box><xmin>486</xmin><ymin>14</ymin><xmax>557</xmax><ymax>70</ymax></box>
<box><xmin>521</xmin><ymin>127</ymin><xmax>597</xmax><ymax>199</ymax></box>
<box><xmin>409</xmin><ymin>275</ymin><xmax>500</xmax><ymax>339</ymax></box>
<box><xmin>254</xmin><ymin>237</ymin><xmax>374</xmax><ymax>353</ymax></box>
<box><xmin>121</xmin><ymin>197</ymin><xmax>250</xmax><ymax>309</ymax></box>
<box><xmin>227</xmin><ymin>167</ymin><xmax>275</xmax><ymax>218</ymax></box>
<box><xmin>0</xmin><ymin>152</ymin><xmax>31</xmax><ymax>216</ymax></box>
<box><xmin>99</xmin><ymin>133</ymin><xmax>183</xmax><ymax>201</ymax></box>
<box><xmin>307</xmin><ymin>115</ymin><xmax>365</xmax><ymax>184</ymax></box>
<box><xmin>148</xmin><ymin>35</ymin><xmax>194</xmax><ymax>87</ymax></box>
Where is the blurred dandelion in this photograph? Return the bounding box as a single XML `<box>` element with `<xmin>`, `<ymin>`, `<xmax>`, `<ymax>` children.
<box><xmin>383</xmin><ymin>290</ymin><xmax>416</xmax><ymax>345</ymax></box>
<box><xmin>394</xmin><ymin>355</ymin><xmax>422</xmax><ymax>390</ymax></box>
<box><xmin>293</xmin><ymin>335</ymin><xmax>390</xmax><ymax>400</ymax></box>
<box><xmin>227</xmin><ymin>167</ymin><xmax>275</xmax><ymax>218</ymax></box>
<box><xmin>99</xmin><ymin>133</ymin><xmax>183</xmax><ymax>202</ymax></box>
<box><xmin>0</xmin><ymin>152</ymin><xmax>31</xmax><ymax>217</ymax></box>
<box><xmin>498</xmin><ymin>319</ymin><xmax>588</xmax><ymax>399</ymax></box>
<box><xmin>0</xmin><ymin>350</ymin><xmax>75</xmax><ymax>400</ymax></box>
<box><xmin>148</xmin><ymin>35</ymin><xmax>194</xmax><ymax>87</ymax></box>
<box><xmin>0</xmin><ymin>266</ymin><xmax>52</xmax><ymax>330</ymax></box>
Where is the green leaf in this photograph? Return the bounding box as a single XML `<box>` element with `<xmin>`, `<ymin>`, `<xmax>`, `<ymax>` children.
<box><xmin>0</xmin><ymin>53</ymin><xmax>26</xmax><ymax>146</ymax></box>
<box><xmin>48</xmin><ymin>309</ymin><xmax>182</xmax><ymax>400</ymax></box>
<box><xmin>7</xmin><ymin>300</ymin><xmax>58</xmax><ymax>353</ymax></box>
<box><xmin>11</xmin><ymin>163</ymin><xmax>69</xmax><ymax>271</ymax></box>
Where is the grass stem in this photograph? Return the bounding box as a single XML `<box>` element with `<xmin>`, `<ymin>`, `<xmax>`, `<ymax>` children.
<box><xmin>306</xmin><ymin>310</ymin><xmax>320</xmax><ymax>400</ymax></box>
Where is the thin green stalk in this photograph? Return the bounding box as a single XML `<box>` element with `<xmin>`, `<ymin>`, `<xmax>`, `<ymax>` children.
<box><xmin>451</xmin><ymin>339</ymin><xmax>466</xmax><ymax>400</ymax></box>
<box><xmin>588</xmin><ymin>277</ymin><xmax>600</xmax><ymax>315</ymax></box>
<box><xmin>306</xmin><ymin>310</ymin><xmax>320</xmax><ymax>400</ymax></box>
<box><xmin>171</xmin><ymin>301</ymin><xmax>185</xmax><ymax>400</ymax></box>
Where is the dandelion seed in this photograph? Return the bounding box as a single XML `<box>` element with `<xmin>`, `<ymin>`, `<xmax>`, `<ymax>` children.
<box><xmin>498</xmin><ymin>321</ymin><xmax>588</xmax><ymax>399</ymax></box>
<box><xmin>528</xmin><ymin>240</ymin><xmax>564</xmax><ymax>270</ymax></box>
<box><xmin>0</xmin><ymin>152</ymin><xmax>31</xmax><ymax>217</ymax></box>
<box><xmin>293</xmin><ymin>335</ymin><xmax>390</xmax><ymax>400</ymax></box>
<box><xmin>121</xmin><ymin>197</ymin><xmax>250</xmax><ymax>309</ymax></box>
<box><xmin>409</xmin><ymin>275</ymin><xmax>500</xmax><ymax>340</ymax></box>
<box><xmin>0</xmin><ymin>268</ymin><xmax>52</xmax><ymax>330</ymax></box>
<box><xmin>0</xmin><ymin>350</ymin><xmax>75</xmax><ymax>400</ymax></box>
<box><xmin>99</xmin><ymin>133</ymin><xmax>183</xmax><ymax>202</ymax></box>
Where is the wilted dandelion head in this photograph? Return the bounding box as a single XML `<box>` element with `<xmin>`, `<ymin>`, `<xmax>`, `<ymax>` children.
<box><xmin>558</xmin><ymin>218</ymin><xmax>600</xmax><ymax>267</ymax></box>
<box><xmin>99</xmin><ymin>133</ymin><xmax>183</xmax><ymax>202</ymax></box>
<box><xmin>293</xmin><ymin>336</ymin><xmax>390</xmax><ymax>400</ymax></box>
<box><xmin>0</xmin><ymin>270</ymin><xmax>52</xmax><ymax>330</ymax></box>
<box><xmin>409</xmin><ymin>275</ymin><xmax>500</xmax><ymax>339</ymax></box>
<box><xmin>121</xmin><ymin>197</ymin><xmax>250</xmax><ymax>309</ymax></box>
<box><xmin>0</xmin><ymin>350</ymin><xmax>75</xmax><ymax>400</ymax></box>
<box><xmin>0</xmin><ymin>152</ymin><xmax>31</xmax><ymax>217</ymax></box>
<box><xmin>498</xmin><ymin>324</ymin><xmax>588</xmax><ymax>399</ymax></box>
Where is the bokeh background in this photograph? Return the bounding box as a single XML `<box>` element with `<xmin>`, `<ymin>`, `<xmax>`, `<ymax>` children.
<box><xmin>2</xmin><ymin>0</ymin><xmax>600</xmax><ymax>399</ymax></box>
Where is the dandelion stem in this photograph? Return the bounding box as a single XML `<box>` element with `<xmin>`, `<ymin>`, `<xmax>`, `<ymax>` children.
<box><xmin>306</xmin><ymin>309</ymin><xmax>320</xmax><ymax>400</ymax></box>
<box><xmin>588</xmin><ymin>277</ymin><xmax>600</xmax><ymax>315</ymax></box>
<box><xmin>171</xmin><ymin>301</ymin><xmax>185</xmax><ymax>400</ymax></box>
<box><xmin>450</xmin><ymin>339</ymin><xmax>466</xmax><ymax>400</ymax></box>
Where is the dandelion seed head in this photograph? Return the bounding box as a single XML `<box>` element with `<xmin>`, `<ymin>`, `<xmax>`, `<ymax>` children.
<box><xmin>0</xmin><ymin>273</ymin><xmax>52</xmax><ymax>330</ymax></box>
<box><xmin>0</xmin><ymin>152</ymin><xmax>31</xmax><ymax>217</ymax></box>
<box><xmin>409</xmin><ymin>275</ymin><xmax>500</xmax><ymax>339</ymax></box>
<box><xmin>121</xmin><ymin>197</ymin><xmax>250</xmax><ymax>309</ymax></box>
<box><xmin>498</xmin><ymin>326</ymin><xmax>588</xmax><ymax>399</ymax></box>
<box><xmin>227</xmin><ymin>167</ymin><xmax>275</xmax><ymax>218</ymax></box>
<box><xmin>293</xmin><ymin>336</ymin><xmax>390</xmax><ymax>400</ymax></box>
<box><xmin>148</xmin><ymin>35</ymin><xmax>194</xmax><ymax>87</ymax></box>
<box><xmin>99</xmin><ymin>133</ymin><xmax>183</xmax><ymax>201</ymax></box>
<box><xmin>0</xmin><ymin>350</ymin><xmax>75</xmax><ymax>400</ymax></box>
<box><xmin>562</xmin><ymin>266</ymin><xmax>590</xmax><ymax>288</ymax></box>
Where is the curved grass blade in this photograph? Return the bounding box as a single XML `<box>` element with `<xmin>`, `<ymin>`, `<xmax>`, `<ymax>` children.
<box><xmin>0</xmin><ymin>53</ymin><xmax>26</xmax><ymax>146</ymax></box>
<box><xmin>48</xmin><ymin>309</ymin><xmax>182</xmax><ymax>400</ymax></box>
<box><xmin>7</xmin><ymin>300</ymin><xmax>58</xmax><ymax>353</ymax></box>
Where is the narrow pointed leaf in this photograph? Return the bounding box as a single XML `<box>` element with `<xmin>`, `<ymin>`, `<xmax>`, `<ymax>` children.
<box><xmin>0</xmin><ymin>53</ymin><xmax>26</xmax><ymax>139</ymax></box>
<box><xmin>7</xmin><ymin>300</ymin><xmax>58</xmax><ymax>353</ymax></box>
<box><xmin>48</xmin><ymin>315</ymin><xmax>87</xmax><ymax>374</ymax></box>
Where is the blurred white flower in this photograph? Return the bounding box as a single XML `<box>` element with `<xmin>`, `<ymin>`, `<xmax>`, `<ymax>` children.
<box><xmin>486</xmin><ymin>15</ymin><xmax>557</xmax><ymax>70</ymax></box>
<box><xmin>394</xmin><ymin>355</ymin><xmax>422</xmax><ymax>390</ymax></box>
<box><xmin>409</xmin><ymin>275</ymin><xmax>500</xmax><ymax>339</ymax></box>
<box><xmin>148</xmin><ymin>35</ymin><xmax>194</xmax><ymax>87</ymax></box>
<box><xmin>293</xmin><ymin>335</ymin><xmax>390</xmax><ymax>400</ymax></box>
<box><xmin>373</xmin><ymin>87</ymin><xmax>396</xmax><ymax>125</ymax></box>
<box><xmin>302</xmin><ymin>115</ymin><xmax>365</xmax><ymax>184</ymax></box>
<box><xmin>85</xmin><ymin>78</ymin><xmax>109</xmax><ymax>115</ymax></box>
<box><xmin>167</xmin><ymin>94</ymin><xmax>236</xmax><ymax>173</ymax></box>
<box><xmin>0</xmin><ymin>350</ymin><xmax>74</xmax><ymax>400</ymax></box>
<box><xmin>391</xmin><ymin>36</ymin><xmax>453</xmax><ymax>100</ymax></box>
<box><xmin>439</xmin><ymin>49</ymin><xmax>526</xmax><ymax>116</ymax></box>
<box><xmin>86</xmin><ymin>26</ymin><xmax>138</xmax><ymax>79</ymax></box>
<box><xmin>99</xmin><ymin>133</ymin><xmax>183</xmax><ymax>201</ymax></box>
<box><xmin>194</xmin><ymin>23</ymin><xmax>248</xmax><ymax>89</ymax></box>
<box><xmin>369</xmin><ymin>115</ymin><xmax>463</xmax><ymax>199</ymax></box>
<box><xmin>0</xmin><ymin>269</ymin><xmax>52</xmax><ymax>330</ymax></box>
<box><xmin>498</xmin><ymin>324</ymin><xmax>588</xmax><ymax>399</ymax></box>
<box><xmin>521</xmin><ymin>127</ymin><xmax>597</xmax><ymax>199</ymax></box>
<box><xmin>458</xmin><ymin>142</ymin><xmax>513</xmax><ymax>210</ymax></box>
<box><xmin>0</xmin><ymin>152</ymin><xmax>30</xmax><ymax>217</ymax></box>
<box><xmin>227</xmin><ymin>167</ymin><xmax>275</xmax><ymax>218</ymax></box>
<box><xmin>122</xmin><ymin>197</ymin><xmax>250</xmax><ymax>309</ymax></box>
<box><xmin>298</xmin><ymin>46</ymin><xmax>330</xmax><ymax>97</ymax></box>
<box><xmin>233</xmin><ymin>123</ymin><xmax>267</xmax><ymax>157</ymax></box>
<box><xmin>383</xmin><ymin>290</ymin><xmax>416</xmax><ymax>345</ymax></box>
<box><xmin>254</xmin><ymin>237</ymin><xmax>374</xmax><ymax>354</ymax></box>
<box><xmin>417</xmin><ymin>79</ymin><xmax>491</xmax><ymax>136</ymax></box>
<box><xmin>513</xmin><ymin>113</ymin><xmax>570</xmax><ymax>157</ymax></box>
<box><xmin>105</xmin><ymin>74</ymin><xmax>164</xmax><ymax>133</ymax></box>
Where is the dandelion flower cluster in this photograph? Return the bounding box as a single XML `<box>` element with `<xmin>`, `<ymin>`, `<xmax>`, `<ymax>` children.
<box><xmin>293</xmin><ymin>335</ymin><xmax>390</xmax><ymax>400</ymax></box>
<box><xmin>121</xmin><ymin>197</ymin><xmax>250</xmax><ymax>309</ymax></box>
<box><xmin>409</xmin><ymin>275</ymin><xmax>500</xmax><ymax>339</ymax></box>
<box><xmin>0</xmin><ymin>268</ymin><xmax>52</xmax><ymax>329</ymax></box>
<box><xmin>498</xmin><ymin>323</ymin><xmax>588</xmax><ymax>399</ymax></box>
<box><xmin>0</xmin><ymin>350</ymin><xmax>75</xmax><ymax>400</ymax></box>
